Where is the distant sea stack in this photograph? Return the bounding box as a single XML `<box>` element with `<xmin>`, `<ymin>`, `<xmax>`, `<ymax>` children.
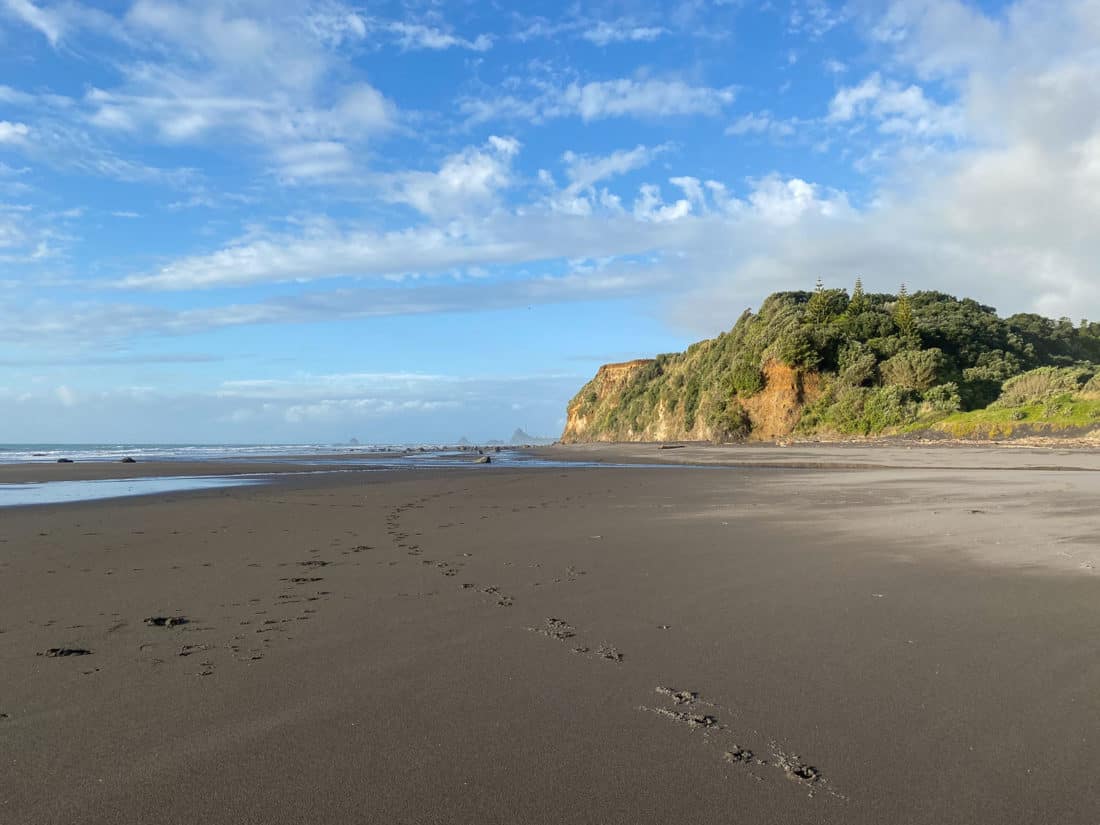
<box><xmin>562</xmin><ymin>286</ymin><xmax>1100</xmax><ymax>443</ymax></box>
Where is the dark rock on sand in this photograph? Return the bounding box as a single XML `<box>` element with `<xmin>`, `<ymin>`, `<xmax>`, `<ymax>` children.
<box><xmin>40</xmin><ymin>647</ymin><xmax>92</xmax><ymax>657</ymax></box>
<box><xmin>120</xmin><ymin>456</ymin><xmax>137</xmax><ymax>463</ymax></box>
<box><xmin>56</xmin><ymin>458</ymin><xmax>74</xmax><ymax>464</ymax></box>
<box><xmin>144</xmin><ymin>616</ymin><xmax>189</xmax><ymax>628</ymax></box>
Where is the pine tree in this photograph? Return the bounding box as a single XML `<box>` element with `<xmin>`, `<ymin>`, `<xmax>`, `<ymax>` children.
<box><xmin>848</xmin><ymin>277</ymin><xmax>868</xmax><ymax>316</ymax></box>
<box><xmin>806</xmin><ymin>277</ymin><xmax>830</xmax><ymax>324</ymax></box>
<box><xmin>894</xmin><ymin>283</ymin><xmax>919</xmax><ymax>347</ymax></box>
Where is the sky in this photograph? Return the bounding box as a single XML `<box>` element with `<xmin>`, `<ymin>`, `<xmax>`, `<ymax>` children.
<box><xmin>1</xmin><ymin>0</ymin><xmax>1098</xmax><ymax>444</ymax></box>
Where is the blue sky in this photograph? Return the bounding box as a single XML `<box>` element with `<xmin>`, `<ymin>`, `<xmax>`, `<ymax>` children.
<box><xmin>1</xmin><ymin>0</ymin><xmax>1097</xmax><ymax>443</ymax></box>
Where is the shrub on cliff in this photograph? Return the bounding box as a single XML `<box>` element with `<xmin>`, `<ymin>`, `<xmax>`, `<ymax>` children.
<box><xmin>921</xmin><ymin>383</ymin><xmax>963</xmax><ymax>414</ymax></box>
<box><xmin>706</xmin><ymin>398</ymin><xmax>751</xmax><ymax>442</ymax></box>
<box><xmin>728</xmin><ymin>358</ymin><xmax>765</xmax><ymax>395</ymax></box>
<box><xmin>880</xmin><ymin>348</ymin><xmax>947</xmax><ymax>391</ymax></box>
<box><xmin>995</xmin><ymin>366</ymin><xmax>1095</xmax><ymax>407</ymax></box>
<box><xmin>799</xmin><ymin>382</ymin><xmax>921</xmax><ymax>435</ymax></box>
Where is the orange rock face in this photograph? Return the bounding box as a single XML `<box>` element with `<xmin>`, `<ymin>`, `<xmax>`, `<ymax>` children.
<box><xmin>741</xmin><ymin>362</ymin><xmax>822</xmax><ymax>439</ymax></box>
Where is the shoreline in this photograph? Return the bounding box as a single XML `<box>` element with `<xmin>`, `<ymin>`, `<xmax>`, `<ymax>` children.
<box><xmin>5</xmin><ymin>437</ymin><xmax>1100</xmax><ymax>482</ymax></box>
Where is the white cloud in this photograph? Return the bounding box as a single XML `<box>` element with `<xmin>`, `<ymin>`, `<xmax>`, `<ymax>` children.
<box><xmin>581</xmin><ymin>21</ymin><xmax>664</xmax><ymax>45</ymax></box>
<box><xmin>1</xmin><ymin>0</ymin><xmax>63</xmax><ymax>44</ymax></box>
<box><xmin>462</xmin><ymin>77</ymin><xmax>736</xmax><ymax>124</ymax></box>
<box><xmin>562</xmin><ymin>146</ymin><xmax>654</xmax><ymax>188</ymax></box>
<box><xmin>866</xmin><ymin>0</ymin><xmax>1001</xmax><ymax>78</ymax></box>
<box><xmin>0</xmin><ymin>121</ymin><xmax>29</xmax><ymax>143</ymax></box>
<box><xmin>514</xmin><ymin>12</ymin><xmax>670</xmax><ymax>46</ymax></box>
<box><xmin>633</xmin><ymin>183</ymin><xmax>692</xmax><ymax>222</ymax></box>
<box><xmin>84</xmin><ymin>73</ymin><xmax>394</xmax><ymax>152</ymax></box>
<box><xmin>274</xmin><ymin>141</ymin><xmax>354</xmax><ymax>182</ymax></box>
<box><xmin>552</xmin><ymin>143</ymin><xmax>667</xmax><ymax>214</ymax></box>
<box><xmin>565</xmin><ymin>78</ymin><xmax>736</xmax><ymax>121</ymax></box>
<box><xmin>109</xmin><ymin>201</ymin><xmax>691</xmax><ymax>293</ymax></box>
<box><xmin>0</xmin><ymin>215</ymin><xmax>26</xmax><ymax>248</ymax></box>
<box><xmin>52</xmin><ymin>2</ymin><xmax>398</xmax><ymax>181</ymax></box>
<box><xmin>788</xmin><ymin>0</ymin><xmax>846</xmax><ymax>38</ymax></box>
<box><xmin>828</xmin><ymin>74</ymin><xmax>884</xmax><ymax>121</ymax></box>
<box><xmin>284</xmin><ymin>398</ymin><xmax>460</xmax><ymax>423</ymax></box>
<box><xmin>744</xmin><ymin>175</ymin><xmax>848</xmax><ymax>226</ymax></box>
<box><xmin>384</xmin><ymin>136</ymin><xmax>520</xmax><ymax>218</ymax></box>
<box><xmin>306</xmin><ymin>8</ymin><xmax>367</xmax><ymax>46</ymax></box>
<box><xmin>670</xmin><ymin>176</ymin><xmax>706</xmax><ymax>207</ymax></box>
<box><xmin>726</xmin><ymin>111</ymin><xmax>796</xmax><ymax>138</ymax></box>
<box><xmin>385</xmin><ymin>21</ymin><xmax>492</xmax><ymax>51</ymax></box>
<box><xmin>829</xmin><ymin>72</ymin><xmax>964</xmax><ymax>138</ymax></box>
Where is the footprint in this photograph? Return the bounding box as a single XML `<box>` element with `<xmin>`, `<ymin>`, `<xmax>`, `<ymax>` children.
<box><xmin>643</xmin><ymin>687</ymin><xmax>840</xmax><ymax>799</ymax></box>
<box><xmin>655</xmin><ymin>686</ymin><xmax>698</xmax><ymax>705</ymax></box>
<box><xmin>528</xmin><ymin>618</ymin><xmax>576</xmax><ymax>641</ymax></box>
<box><xmin>595</xmin><ymin>644</ymin><xmax>623</xmax><ymax>663</ymax></box>
<box><xmin>724</xmin><ymin>746</ymin><xmax>756</xmax><ymax>764</ymax></box>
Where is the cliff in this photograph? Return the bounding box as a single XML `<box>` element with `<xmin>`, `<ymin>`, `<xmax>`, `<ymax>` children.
<box><xmin>562</xmin><ymin>359</ymin><xmax>821</xmax><ymax>443</ymax></box>
<box><xmin>562</xmin><ymin>287</ymin><xmax>1100</xmax><ymax>443</ymax></box>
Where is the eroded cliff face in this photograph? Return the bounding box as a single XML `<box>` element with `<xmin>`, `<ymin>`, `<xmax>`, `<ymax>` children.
<box><xmin>562</xmin><ymin>360</ymin><xmax>655</xmax><ymax>443</ymax></box>
<box><xmin>562</xmin><ymin>359</ymin><xmax>820</xmax><ymax>444</ymax></box>
<box><xmin>742</xmin><ymin>363</ymin><xmax>822</xmax><ymax>439</ymax></box>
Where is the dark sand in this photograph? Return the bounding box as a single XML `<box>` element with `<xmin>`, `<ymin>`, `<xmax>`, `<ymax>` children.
<box><xmin>3</xmin><ymin>446</ymin><xmax>1100</xmax><ymax>823</ymax></box>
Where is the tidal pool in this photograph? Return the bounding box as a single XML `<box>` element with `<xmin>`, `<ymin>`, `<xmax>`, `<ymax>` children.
<box><xmin>0</xmin><ymin>475</ymin><xmax>262</xmax><ymax>507</ymax></box>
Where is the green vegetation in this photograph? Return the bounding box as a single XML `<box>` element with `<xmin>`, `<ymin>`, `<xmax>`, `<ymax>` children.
<box><xmin>922</xmin><ymin>395</ymin><xmax>1100</xmax><ymax>439</ymax></box>
<box><xmin>564</xmin><ymin>285</ymin><xmax>1100</xmax><ymax>443</ymax></box>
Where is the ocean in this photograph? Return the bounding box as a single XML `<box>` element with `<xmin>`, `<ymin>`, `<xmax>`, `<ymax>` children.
<box><xmin>0</xmin><ymin>443</ymin><xmax>412</xmax><ymax>464</ymax></box>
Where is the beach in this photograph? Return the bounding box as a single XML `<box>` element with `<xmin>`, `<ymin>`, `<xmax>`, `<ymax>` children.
<box><xmin>4</xmin><ymin>445</ymin><xmax>1100</xmax><ymax>824</ymax></box>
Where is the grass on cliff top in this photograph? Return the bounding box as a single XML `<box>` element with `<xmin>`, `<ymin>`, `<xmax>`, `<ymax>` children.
<box><xmin>911</xmin><ymin>394</ymin><xmax>1100</xmax><ymax>438</ymax></box>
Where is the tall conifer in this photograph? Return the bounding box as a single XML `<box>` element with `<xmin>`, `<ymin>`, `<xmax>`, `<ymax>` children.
<box><xmin>806</xmin><ymin>277</ymin><xmax>830</xmax><ymax>324</ymax></box>
<box><xmin>894</xmin><ymin>283</ymin><xmax>918</xmax><ymax>347</ymax></box>
<box><xmin>848</xmin><ymin>277</ymin><xmax>868</xmax><ymax>315</ymax></box>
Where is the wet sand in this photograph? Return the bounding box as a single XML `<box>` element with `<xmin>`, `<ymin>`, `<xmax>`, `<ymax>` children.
<box><xmin>3</xmin><ymin>447</ymin><xmax>1100</xmax><ymax>823</ymax></box>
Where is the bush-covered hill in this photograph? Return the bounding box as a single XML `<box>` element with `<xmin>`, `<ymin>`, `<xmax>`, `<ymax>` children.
<box><xmin>562</xmin><ymin>283</ymin><xmax>1100</xmax><ymax>443</ymax></box>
